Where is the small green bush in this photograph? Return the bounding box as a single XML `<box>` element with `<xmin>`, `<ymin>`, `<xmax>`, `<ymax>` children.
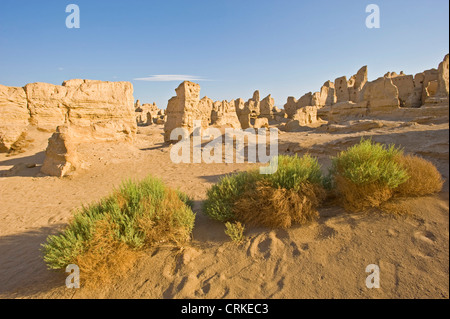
<box><xmin>42</xmin><ymin>176</ymin><xmax>195</xmax><ymax>276</ymax></box>
<box><xmin>224</xmin><ymin>222</ymin><xmax>245</xmax><ymax>243</ymax></box>
<box><xmin>329</xmin><ymin>139</ymin><xmax>409</xmax><ymax>211</ymax></box>
<box><xmin>330</xmin><ymin>138</ymin><xmax>408</xmax><ymax>188</ymax></box>
<box><xmin>268</xmin><ymin>154</ymin><xmax>323</xmax><ymax>189</ymax></box>
<box><xmin>203</xmin><ymin>155</ymin><xmax>325</xmax><ymax>227</ymax></box>
<box><xmin>203</xmin><ymin>170</ymin><xmax>259</xmax><ymax>222</ymax></box>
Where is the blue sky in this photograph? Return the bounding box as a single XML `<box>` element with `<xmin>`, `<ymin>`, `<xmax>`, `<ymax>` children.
<box><xmin>0</xmin><ymin>0</ymin><xmax>448</xmax><ymax>108</ymax></box>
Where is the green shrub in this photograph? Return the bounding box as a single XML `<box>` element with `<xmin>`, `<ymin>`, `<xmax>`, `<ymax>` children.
<box><xmin>203</xmin><ymin>155</ymin><xmax>326</xmax><ymax>227</ymax></box>
<box><xmin>224</xmin><ymin>222</ymin><xmax>245</xmax><ymax>243</ymax></box>
<box><xmin>203</xmin><ymin>170</ymin><xmax>259</xmax><ymax>222</ymax></box>
<box><xmin>268</xmin><ymin>154</ymin><xmax>323</xmax><ymax>189</ymax></box>
<box><xmin>329</xmin><ymin>139</ymin><xmax>409</xmax><ymax>211</ymax></box>
<box><xmin>42</xmin><ymin>176</ymin><xmax>195</xmax><ymax>285</ymax></box>
<box><xmin>330</xmin><ymin>139</ymin><xmax>408</xmax><ymax>188</ymax></box>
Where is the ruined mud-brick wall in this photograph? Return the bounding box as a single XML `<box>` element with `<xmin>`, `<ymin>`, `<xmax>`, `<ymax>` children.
<box><xmin>164</xmin><ymin>81</ymin><xmax>211</xmax><ymax>142</ymax></box>
<box><xmin>284</xmin><ymin>54</ymin><xmax>449</xmax><ymax>124</ymax></box>
<box><xmin>135</xmin><ymin>100</ymin><xmax>165</xmax><ymax>126</ymax></box>
<box><xmin>0</xmin><ymin>79</ymin><xmax>137</xmax><ymax>151</ymax></box>
<box><xmin>164</xmin><ymin>81</ymin><xmax>244</xmax><ymax>142</ymax></box>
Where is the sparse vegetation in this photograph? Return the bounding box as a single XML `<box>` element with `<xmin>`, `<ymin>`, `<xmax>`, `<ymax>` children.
<box><xmin>224</xmin><ymin>221</ymin><xmax>245</xmax><ymax>244</ymax></box>
<box><xmin>394</xmin><ymin>154</ymin><xmax>444</xmax><ymax>197</ymax></box>
<box><xmin>42</xmin><ymin>176</ymin><xmax>195</xmax><ymax>287</ymax></box>
<box><xmin>329</xmin><ymin>139</ymin><xmax>443</xmax><ymax>212</ymax></box>
<box><xmin>40</xmin><ymin>140</ymin><xmax>445</xmax><ymax>287</ymax></box>
<box><xmin>203</xmin><ymin>155</ymin><xmax>326</xmax><ymax>228</ymax></box>
<box><xmin>329</xmin><ymin>139</ymin><xmax>408</xmax><ymax>212</ymax></box>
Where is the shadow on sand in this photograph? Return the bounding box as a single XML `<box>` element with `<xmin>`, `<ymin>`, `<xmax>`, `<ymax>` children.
<box><xmin>0</xmin><ymin>151</ymin><xmax>46</xmax><ymax>178</ymax></box>
<box><xmin>0</xmin><ymin>224</ymin><xmax>69</xmax><ymax>298</ymax></box>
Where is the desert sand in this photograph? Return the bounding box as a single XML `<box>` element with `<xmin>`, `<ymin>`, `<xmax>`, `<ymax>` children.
<box><xmin>0</xmin><ymin>119</ymin><xmax>448</xmax><ymax>299</ymax></box>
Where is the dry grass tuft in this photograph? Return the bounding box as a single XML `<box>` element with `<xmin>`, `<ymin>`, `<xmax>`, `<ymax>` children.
<box><xmin>138</xmin><ymin>189</ymin><xmax>193</xmax><ymax>246</ymax></box>
<box><xmin>74</xmin><ymin>219</ymin><xmax>143</xmax><ymax>288</ymax></box>
<box><xmin>380</xmin><ymin>199</ymin><xmax>413</xmax><ymax>216</ymax></box>
<box><xmin>334</xmin><ymin>175</ymin><xmax>393</xmax><ymax>212</ymax></box>
<box><xmin>394</xmin><ymin>154</ymin><xmax>444</xmax><ymax>197</ymax></box>
<box><xmin>233</xmin><ymin>181</ymin><xmax>326</xmax><ymax>228</ymax></box>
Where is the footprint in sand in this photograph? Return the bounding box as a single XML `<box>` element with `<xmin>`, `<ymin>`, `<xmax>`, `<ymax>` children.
<box><xmin>247</xmin><ymin>231</ymin><xmax>283</xmax><ymax>259</ymax></box>
<box><xmin>170</xmin><ymin>274</ymin><xmax>201</xmax><ymax>298</ymax></box>
<box><xmin>274</xmin><ymin>229</ymin><xmax>301</xmax><ymax>257</ymax></box>
<box><xmin>301</xmin><ymin>243</ymin><xmax>310</xmax><ymax>251</ymax></box>
<box><xmin>387</xmin><ymin>228</ymin><xmax>400</xmax><ymax>237</ymax></box>
<box><xmin>315</xmin><ymin>224</ymin><xmax>337</xmax><ymax>240</ymax></box>
<box><xmin>290</xmin><ymin>242</ymin><xmax>301</xmax><ymax>257</ymax></box>
<box><xmin>413</xmin><ymin>230</ymin><xmax>436</xmax><ymax>245</ymax></box>
<box><xmin>410</xmin><ymin>230</ymin><xmax>438</xmax><ymax>259</ymax></box>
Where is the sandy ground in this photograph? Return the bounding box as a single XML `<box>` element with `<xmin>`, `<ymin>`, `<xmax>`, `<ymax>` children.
<box><xmin>0</xmin><ymin>120</ymin><xmax>448</xmax><ymax>299</ymax></box>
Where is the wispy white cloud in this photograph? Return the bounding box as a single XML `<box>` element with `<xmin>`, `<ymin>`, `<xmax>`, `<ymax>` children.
<box><xmin>133</xmin><ymin>74</ymin><xmax>212</xmax><ymax>82</ymax></box>
<box><xmin>58</xmin><ymin>67</ymin><xmax>64</xmax><ymax>71</ymax></box>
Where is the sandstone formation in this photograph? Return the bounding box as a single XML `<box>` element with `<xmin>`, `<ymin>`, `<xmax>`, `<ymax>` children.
<box><xmin>235</xmin><ymin>98</ymin><xmax>251</xmax><ymax>129</ymax></box>
<box><xmin>134</xmin><ymin>100</ymin><xmax>142</xmax><ymax>112</ymax></box>
<box><xmin>164</xmin><ymin>82</ymin><xmax>212</xmax><ymax>142</ymax></box>
<box><xmin>312</xmin><ymin>81</ymin><xmax>336</xmax><ymax>107</ymax></box>
<box><xmin>297</xmin><ymin>92</ymin><xmax>313</xmax><ymax>108</ymax></box>
<box><xmin>40</xmin><ymin>125</ymin><xmax>80</xmax><ymax>177</ymax></box>
<box><xmin>30</xmin><ymin>80</ymin><xmax>135</xmax><ymax>136</ymax></box>
<box><xmin>292</xmin><ymin>106</ymin><xmax>318</xmax><ymax>125</ymax></box>
<box><xmin>335</xmin><ymin>76</ymin><xmax>350</xmax><ymax>103</ymax></box>
<box><xmin>3</xmin><ymin>56</ymin><xmax>447</xmax><ymax>155</ymax></box>
<box><xmin>362</xmin><ymin>77</ymin><xmax>399</xmax><ymax>113</ymax></box>
<box><xmin>260</xmin><ymin>95</ymin><xmax>275</xmax><ymax>120</ymax></box>
<box><xmin>319</xmin><ymin>102</ymin><xmax>368</xmax><ymax>123</ymax></box>
<box><xmin>24</xmin><ymin>82</ymin><xmax>68</xmax><ymax>130</ymax></box>
<box><xmin>284</xmin><ymin>97</ymin><xmax>299</xmax><ymax>118</ymax></box>
<box><xmin>155</xmin><ymin>115</ymin><xmax>166</xmax><ymax>125</ymax></box>
<box><xmin>286</xmin><ymin>54</ymin><xmax>449</xmax><ymax>125</ymax></box>
<box><xmin>285</xmin><ymin>120</ymin><xmax>306</xmax><ymax>132</ymax></box>
<box><xmin>0</xmin><ymin>85</ymin><xmax>29</xmax><ymax>152</ymax></box>
<box><xmin>387</xmin><ymin>73</ymin><xmax>416</xmax><ymax>107</ymax></box>
<box><xmin>244</xmin><ymin>91</ymin><xmax>261</xmax><ymax>117</ymax></box>
<box><xmin>134</xmin><ymin>100</ymin><xmax>164</xmax><ymax>126</ymax></box>
<box><xmin>144</xmin><ymin>104</ymin><xmax>159</xmax><ymax>115</ymax></box>
<box><xmin>0</xmin><ymin>80</ymin><xmax>136</xmax><ymax>152</ymax></box>
<box><xmin>136</xmin><ymin>112</ymin><xmax>153</xmax><ymax>126</ymax></box>
<box><xmin>135</xmin><ymin>100</ymin><xmax>161</xmax><ymax>126</ymax></box>
<box><xmin>211</xmin><ymin>100</ymin><xmax>241</xmax><ymax>128</ymax></box>
<box><xmin>425</xmin><ymin>54</ymin><xmax>449</xmax><ymax>104</ymax></box>
<box><xmin>348</xmin><ymin>66</ymin><xmax>368</xmax><ymax>103</ymax></box>
<box><xmin>272</xmin><ymin>107</ymin><xmax>286</xmax><ymax>121</ymax></box>
<box><xmin>421</xmin><ymin>69</ymin><xmax>439</xmax><ymax>103</ymax></box>
<box><xmin>252</xmin><ymin>118</ymin><xmax>269</xmax><ymax>129</ymax></box>
<box><xmin>163</xmin><ymin>83</ymin><xmax>286</xmax><ymax>142</ymax></box>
